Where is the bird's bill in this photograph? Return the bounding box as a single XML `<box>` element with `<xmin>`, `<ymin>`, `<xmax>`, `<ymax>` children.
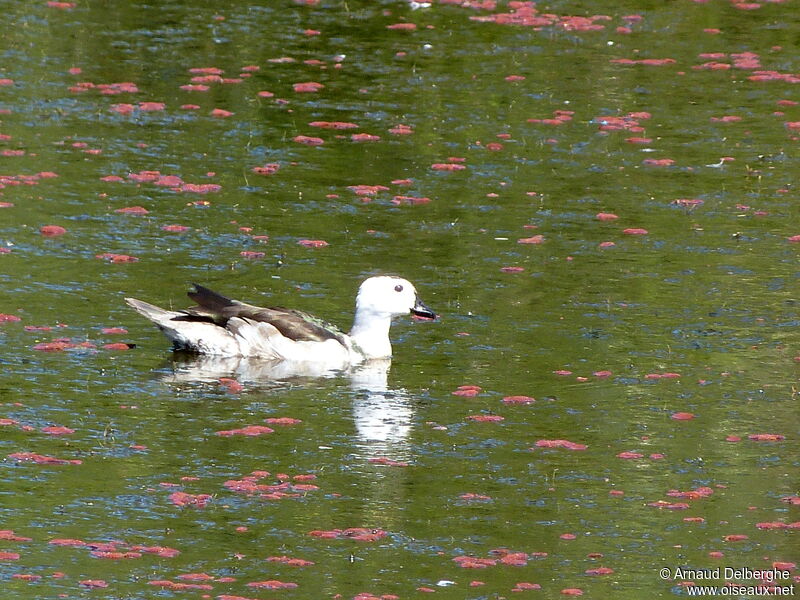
<box><xmin>410</xmin><ymin>296</ymin><xmax>437</xmax><ymax>320</ymax></box>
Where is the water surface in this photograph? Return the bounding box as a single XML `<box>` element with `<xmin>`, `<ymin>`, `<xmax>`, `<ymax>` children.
<box><xmin>1</xmin><ymin>1</ymin><xmax>798</xmax><ymax>598</ymax></box>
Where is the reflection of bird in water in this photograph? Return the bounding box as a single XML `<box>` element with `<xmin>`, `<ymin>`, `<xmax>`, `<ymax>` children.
<box><xmin>160</xmin><ymin>355</ymin><xmax>415</xmax><ymax>458</ymax></box>
<box><xmin>162</xmin><ymin>352</ymin><xmax>352</xmax><ymax>383</ymax></box>
<box><xmin>350</xmin><ymin>360</ymin><xmax>414</xmax><ymax>458</ymax></box>
<box><xmin>126</xmin><ymin>276</ymin><xmax>435</xmax><ymax>364</ymax></box>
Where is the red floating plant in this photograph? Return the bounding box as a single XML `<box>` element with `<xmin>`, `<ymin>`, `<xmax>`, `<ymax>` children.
<box><xmin>391</xmin><ymin>195</ymin><xmax>430</xmax><ymax>205</ymax></box>
<box><xmin>0</xmin><ymin>530</ymin><xmax>31</xmax><ymax>542</ymax></box>
<box><xmin>308</xmin><ymin>528</ymin><xmax>387</xmax><ymax>541</ymax></box>
<box><xmin>309</xmin><ymin>121</ymin><xmax>359</xmax><ymax>130</ymax></box>
<box><xmin>169</xmin><ymin>492</ymin><xmax>213</xmax><ymax>508</ymax></box>
<box><xmin>671</xmin><ymin>412</ymin><xmax>695</xmax><ymax>420</ymax></box>
<box><xmin>351</xmin><ymin>133</ymin><xmax>381</xmax><ymax>142</ymax></box>
<box><xmin>264</xmin><ymin>417</ymin><xmax>302</xmax><ymax>425</ymax></box>
<box><xmin>453</xmin><ymin>556</ymin><xmax>497</xmax><ymax>569</ymax></box>
<box><xmin>102</xmin><ymin>343</ymin><xmax>133</xmax><ymax>350</ymax></box>
<box><xmin>40</xmin><ymin>225</ymin><xmax>67</xmax><ymax>236</ymax></box>
<box><xmin>8</xmin><ymin>452</ymin><xmax>81</xmax><ymax>465</ymax></box>
<box><xmin>466</xmin><ymin>414</ymin><xmax>505</xmax><ymax>422</ymax></box>
<box><xmin>518</xmin><ymin>235</ymin><xmax>544</xmax><ymax>244</ymax></box>
<box><xmin>293</xmin><ymin>135</ymin><xmax>324</xmax><ymax>146</ymax></box>
<box><xmin>389</xmin><ymin>124</ymin><xmax>414</xmax><ymax>135</ymax></box>
<box><xmin>748</xmin><ymin>433</ymin><xmax>785</xmax><ymax>442</ymax></box>
<box><xmin>297</xmin><ymin>239</ymin><xmax>328</xmax><ymax>248</ymax></box>
<box><xmin>293</xmin><ymin>81</ymin><xmax>325</xmax><ymax>93</ymax></box>
<box><xmin>502</xmin><ymin>395</ymin><xmax>535</xmax><ymax>404</ymax></box>
<box><xmin>95</xmin><ymin>253</ymin><xmax>139</xmax><ymax>263</ymax></box>
<box><xmin>251</xmin><ymin>163</ymin><xmax>280</xmax><ymax>175</ymax></box>
<box><xmin>596</xmin><ymin>212</ymin><xmax>618</xmax><ymax>221</ymax></box>
<box><xmin>41</xmin><ymin>426</ymin><xmax>75</xmax><ymax>435</ymax></box>
<box><xmin>114</xmin><ymin>206</ymin><xmax>149</xmax><ymax>215</ymax></box>
<box><xmin>452</xmin><ymin>385</ymin><xmax>482</xmax><ymax>397</ymax></box>
<box><xmin>215</xmin><ymin>425</ymin><xmax>273</xmax><ymax>437</ymax></box>
<box><xmin>617</xmin><ymin>451</ymin><xmax>644</xmax><ymax>459</ymax></box>
<box><xmin>266</xmin><ymin>555</ymin><xmax>315</xmax><ymax>567</ymax></box>
<box><xmin>533</xmin><ymin>439</ymin><xmax>587</xmax><ymax>451</ymax></box>
<box><xmin>386</xmin><ymin>22</ymin><xmax>417</xmax><ymax>30</ymax></box>
<box><xmin>431</xmin><ymin>162</ymin><xmax>466</xmax><ymax>171</ymax></box>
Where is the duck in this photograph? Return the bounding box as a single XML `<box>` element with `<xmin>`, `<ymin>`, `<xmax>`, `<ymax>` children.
<box><xmin>125</xmin><ymin>276</ymin><xmax>436</xmax><ymax>364</ymax></box>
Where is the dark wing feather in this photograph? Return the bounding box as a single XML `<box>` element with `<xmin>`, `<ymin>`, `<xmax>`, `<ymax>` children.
<box><xmin>188</xmin><ymin>283</ymin><xmax>236</xmax><ymax>313</ymax></box>
<box><xmin>175</xmin><ymin>284</ymin><xmax>347</xmax><ymax>344</ymax></box>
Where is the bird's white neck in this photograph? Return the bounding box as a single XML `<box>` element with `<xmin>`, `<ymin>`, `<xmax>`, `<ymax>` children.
<box><xmin>350</xmin><ymin>309</ymin><xmax>393</xmax><ymax>359</ymax></box>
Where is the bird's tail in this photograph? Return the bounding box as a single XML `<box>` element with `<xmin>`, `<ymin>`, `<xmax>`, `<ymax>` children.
<box><xmin>125</xmin><ymin>297</ymin><xmax>180</xmax><ymax>326</ymax></box>
<box><xmin>125</xmin><ymin>297</ymin><xmax>241</xmax><ymax>355</ymax></box>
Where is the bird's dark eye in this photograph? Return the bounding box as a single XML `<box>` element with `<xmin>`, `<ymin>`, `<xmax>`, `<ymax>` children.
<box><xmin>394</xmin><ymin>284</ymin><xmax>403</xmax><ymax>292</ymax></box>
